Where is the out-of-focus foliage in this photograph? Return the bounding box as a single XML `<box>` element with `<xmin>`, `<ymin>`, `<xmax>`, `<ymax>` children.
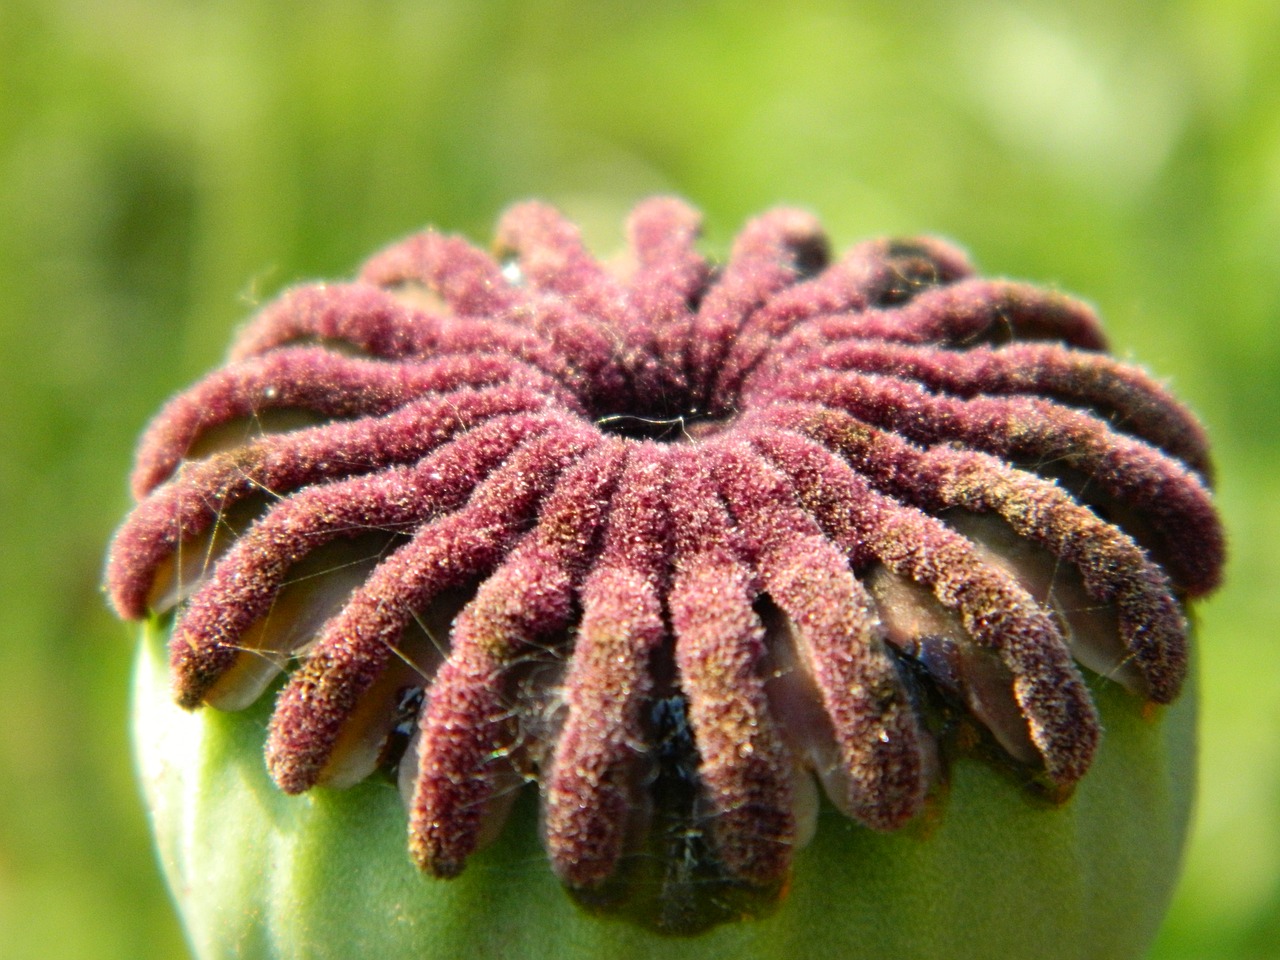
<box><xmin>0</xmin><ymin>1</ymin><xmax>1275</xmax><ymax>958</ymax></box>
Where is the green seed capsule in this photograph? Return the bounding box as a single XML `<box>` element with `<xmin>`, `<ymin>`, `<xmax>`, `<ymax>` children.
<box><xmin>134</xmin><ymin>620</ymin><xmax>1196</xmax><ymax>960</ymax></box>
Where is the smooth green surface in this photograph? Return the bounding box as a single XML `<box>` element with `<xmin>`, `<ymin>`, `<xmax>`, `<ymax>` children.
<box><xmin>134</xmin><ymin>622</ymin><xmax>1194</xmax><ymax>960</ymax></box>
<box><xmin>1</xmin><ymin>2</ymin><xmax>1276</xmax><ymax>959</ymax></box>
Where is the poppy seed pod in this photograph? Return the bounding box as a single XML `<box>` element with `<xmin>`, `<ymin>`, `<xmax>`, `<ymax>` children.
<box><xmin>111</xmin><ymin>198</ymin><xmax>1222</xmax><ymax>960</ymax></box>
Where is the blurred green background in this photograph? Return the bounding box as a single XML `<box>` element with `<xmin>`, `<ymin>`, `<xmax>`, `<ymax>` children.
<box><xmin>1</xmin><ymin>1</ymin><xmax>1276</xmax><ymax>958</ymax></box>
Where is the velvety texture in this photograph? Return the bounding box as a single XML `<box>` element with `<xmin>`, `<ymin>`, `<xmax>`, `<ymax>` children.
<box><xmin>107</xmin><ymin>199</ymin><xmax>1221</xmax><ymax>943</ymax></box>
